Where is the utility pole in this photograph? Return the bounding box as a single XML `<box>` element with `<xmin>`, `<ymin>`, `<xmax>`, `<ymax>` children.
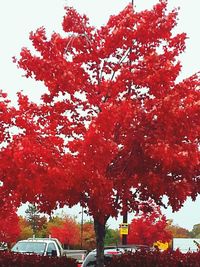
<box><xmin>80</xmin><ymin>207</ymin><xmax>84</xmax><ymax>248</ymax></box>
<box><xmin>121</xmin><ymin>0</ymin><xmax>134</xmax><ymax>247</ymax></box>
<box><xmin>122</xmin><ymin>212</ymin><xmax>128</xmax><ymax>245</ymax></box>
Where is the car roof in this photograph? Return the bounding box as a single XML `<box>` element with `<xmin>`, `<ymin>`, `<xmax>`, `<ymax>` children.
<box><xmin>82</xmin><ymin>245</ymin><xmax>150</xmax><ymax>267</ymax></box>
<box><xmin>17</xmin><ymin>238</ymin><xmax>58</xmax><ymax>244</ymax></box>
<box><xmin>89</xmin><ymin>244</ymin><xmax>149</xmax><ymax>253</ymax></box>
<box><xmin>106</xmin><ymin>245</ymin><xmax>150</xmax><ymax>252</ymax></box>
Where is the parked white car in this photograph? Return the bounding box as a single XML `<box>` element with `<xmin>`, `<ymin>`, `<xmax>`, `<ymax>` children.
<box><xmin>11</xmin><ymin>237</ymin><xmax>87</xmax><ymax>263</ymax></box>
<box><xmin>82</xmin><ymin>245</ymin><xmax>150</xmax><ymax>267</ymax></box>
<box><xmin>11</xmin><ymin>237</ymin><xmax>65</xmax><ymax>257</ymax></box>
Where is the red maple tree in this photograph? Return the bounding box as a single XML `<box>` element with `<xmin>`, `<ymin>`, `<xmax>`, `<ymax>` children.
<box><xmin>0</xmin><ymin>200</ymin><xmax>20</xmax><ymax>245</ymax></box>
<box><xmin>127</xmin><ymin>204</ymin><xmax>172</xmax><ymax>246</ymax></box>
<box><xmin>0</xmin><ymin>92</ymin><xmax>20</xmax><ymax>245</ymax></box>
<box><xmin>0</xmin><ymin>91</ymin><xmax>14</xmax><ymax>144</ymax></box>
<box><xmin>0</xmin><ymin>1</ymin><xmax>200</xmax><ymax>266</ymax></box>
<box><xmin>49</xmin><ymin>217</ymin><xmax>80</xmax><ymax>247</ymax></box>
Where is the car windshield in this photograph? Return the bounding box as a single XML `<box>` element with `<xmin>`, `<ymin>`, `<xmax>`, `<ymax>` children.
<box><xmin>11</xmin><ymin>241</ymin><xmax>46</xmax><ymax>255</ymax></box>
<box><xmin>82</xmin><ymin>254</ymin><xmax>113</xmax><ymax>267</ymax></box>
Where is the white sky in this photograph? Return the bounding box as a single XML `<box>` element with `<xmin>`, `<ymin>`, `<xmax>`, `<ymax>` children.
<box><xmin>1</xmin><ymin>0</ymin><xmax>200</xmax><ymax>231</ymax></box>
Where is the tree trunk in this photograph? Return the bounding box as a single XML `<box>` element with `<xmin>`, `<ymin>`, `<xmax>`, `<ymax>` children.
<box><xmin>94</xmin><ymin>218</ymin><xmax>106</xmax><ymax>267</ymax></box>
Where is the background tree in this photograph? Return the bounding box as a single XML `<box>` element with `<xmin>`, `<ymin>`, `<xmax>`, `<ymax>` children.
<box><xmin>81</xmin><ymin>221</ymin><xmax>96</xmax><ymax>250</ymax></box>
<box><xmin>47</xmin><ymin>215</ymin><xmax>80</xmax><ymax>248</ymax></box>
<box><xmin>18</xmin><ymin>216</ymin><xmax>33</xmax><ymax>240</ymax></box>
<box><xmin>105</xmin><ymin>227</ymin><xmax>120</xmax><ymax>247</ymax></box>
<box><xmin>25</xmin><ymin>204</ymin><xmax>47</xmax><ymax>236</ymax></box>
<box><xmin>166</xmin><ymin>220</ymin><xmax>191</xmax><ymax>238</ymax></box>
<box><xmin>189</xmin><ymin>223</ymin><xmax>200</xmax><ymax>238</ymax></box>
<box><xmin>46</xmin><ymin>216</ymin><xmax>63</xmax><ymax>233</ymax></box>
<box><xmin>127</xmin><ymin>205</ymin><xmax>172</xmax><ymax>246</ymax></box>
<box><xmin>0</xmin><ymin>1</ymin><xmax>200</xmax><ymax>266</ymax></box>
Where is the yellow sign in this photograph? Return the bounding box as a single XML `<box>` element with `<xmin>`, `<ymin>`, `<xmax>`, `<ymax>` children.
<box><xmin>119</xmin><ymin>223</ymin><xmax>129</xmax><ymax>235</ymax></box>
<box><xmin>154</xmin><ymin>241</ymin><xmax>169</xmax><ymax>251</ymax></box>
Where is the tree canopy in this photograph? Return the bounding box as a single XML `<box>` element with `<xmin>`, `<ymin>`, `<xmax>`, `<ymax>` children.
<box><xmin>1</xmin><ymin>0</ymin><xmax>199</xmax><ymax>221</ymax></box>
<box><xmin>0</xmin><ymin>202</ymin><xmax>20</xmax><ymax>244</ymax></box>
<box><xmin>48</xmin><ymin>216</ymin><xmax>80</xmax><ymax>247</ymax></box>
<box><xmin>0</xmin><ymin>1</ymin><xmax>199</xmax><ymax>266</ymax></box>
<box><xmin>127</xmin><ymin>204</ymin><xmax>172</xmax><ymax>246</ymax></box>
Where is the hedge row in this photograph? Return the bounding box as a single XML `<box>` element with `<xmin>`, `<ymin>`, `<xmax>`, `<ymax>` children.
<box><xmin>106</xmin><ymin>250</ymin><xmax>200</xmax><ymax>267</ymax></box>
<box><xmin>0</xmin><ymin>251</ymin><xmax>78</xmax><ymax>267</ymax></box>
<box><xmin>3</xmin><ymin>249</ymin><xmax>200</xmax><ymax>267</ymax></box>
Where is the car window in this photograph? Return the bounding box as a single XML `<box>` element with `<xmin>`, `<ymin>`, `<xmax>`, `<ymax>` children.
<box><xmin>82</xmin><ymin>253</ymin><xmax>96</xmax><ymax>267</ymax></box>
<box><xmin>11</xmin><ymin>241</ymin><xmax>46</xmax><ymax>255</ymax></box>
<box><xmin>47</xmin><ymin>242</ymin><xmax>57</xmax><ymax>256</ymax></box>
<box><xmin>82</xmin><ymin>253</ymin><xmax>113</xmax><ymax>267</ymax></box>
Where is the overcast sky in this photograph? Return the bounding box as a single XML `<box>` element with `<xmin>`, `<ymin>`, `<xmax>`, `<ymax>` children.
<box><xmin>0</xmin><ymin>0</ymin><xmax>200</xmax><ymax>230</ymax></box>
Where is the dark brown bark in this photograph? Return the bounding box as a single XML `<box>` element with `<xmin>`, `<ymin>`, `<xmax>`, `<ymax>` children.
<box><xmin>94</xmin><ymin>218</ymin><xmax>106</xmax><ymax>267</ymax></box>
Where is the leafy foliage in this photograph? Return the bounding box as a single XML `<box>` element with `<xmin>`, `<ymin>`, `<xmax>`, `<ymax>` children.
<box><xmin>106</xmin><ymin>250</ymin><xmax>200</xmax><ymax>267</ymax></box>
<box><xmin>166</xmin><ymin>220</ymin><xmax>191</xmax><ymax>238</ymax></box>
<box><xmin>0</xmin><ymin>91</ymin><xmax>15</xmax><ymax>145</ymax></box>
<box><xmin>0</xmin><ymin>251</ymin><xmax>78</xmax><ymax>267</ymax></box>
<box><xmin>105</xmin><ymin>227</ymin><xmax>120</xmax><ymax>247</ymax></box>
<box><xmin>191</xmin><ymin>224</ymin><xmax>200</xmax><ymax>238</ymax></box>
<box><xmin>81</xmin><ymin>221</ymin><xmax>96</xmax><ymax>250</ymax></box>
<box><xmin>0</xmin><ymin>201</ymin><xmax>20</xmax><ymax>244</ymax></box>
<box><xmin>2</xmin><ymin>0</ymin><xmax>198</xmax><ymax>221</ymax></box>
<box><xmin>18</xmin><ymin>216</ymin><xmax>34</xmax><ymax>240</ymax></box>
<box><xmin>127</xmin><ymin>205</ymin><xmax>172</xmax><ymax>246</ymax></box>
<box><xmin>25</xmin><ymin>204</ymin><xmax>47</xmax><ymax>236</ymax></box>
<box><xmin>48</xmin><ymin>216</ymin><xmax>80</xmax><ymax>247</ymax></box>
<box><xmin>0</xmin><ymin>1</ymin><xmax>200</xmax><ymax>266</ymax></box>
